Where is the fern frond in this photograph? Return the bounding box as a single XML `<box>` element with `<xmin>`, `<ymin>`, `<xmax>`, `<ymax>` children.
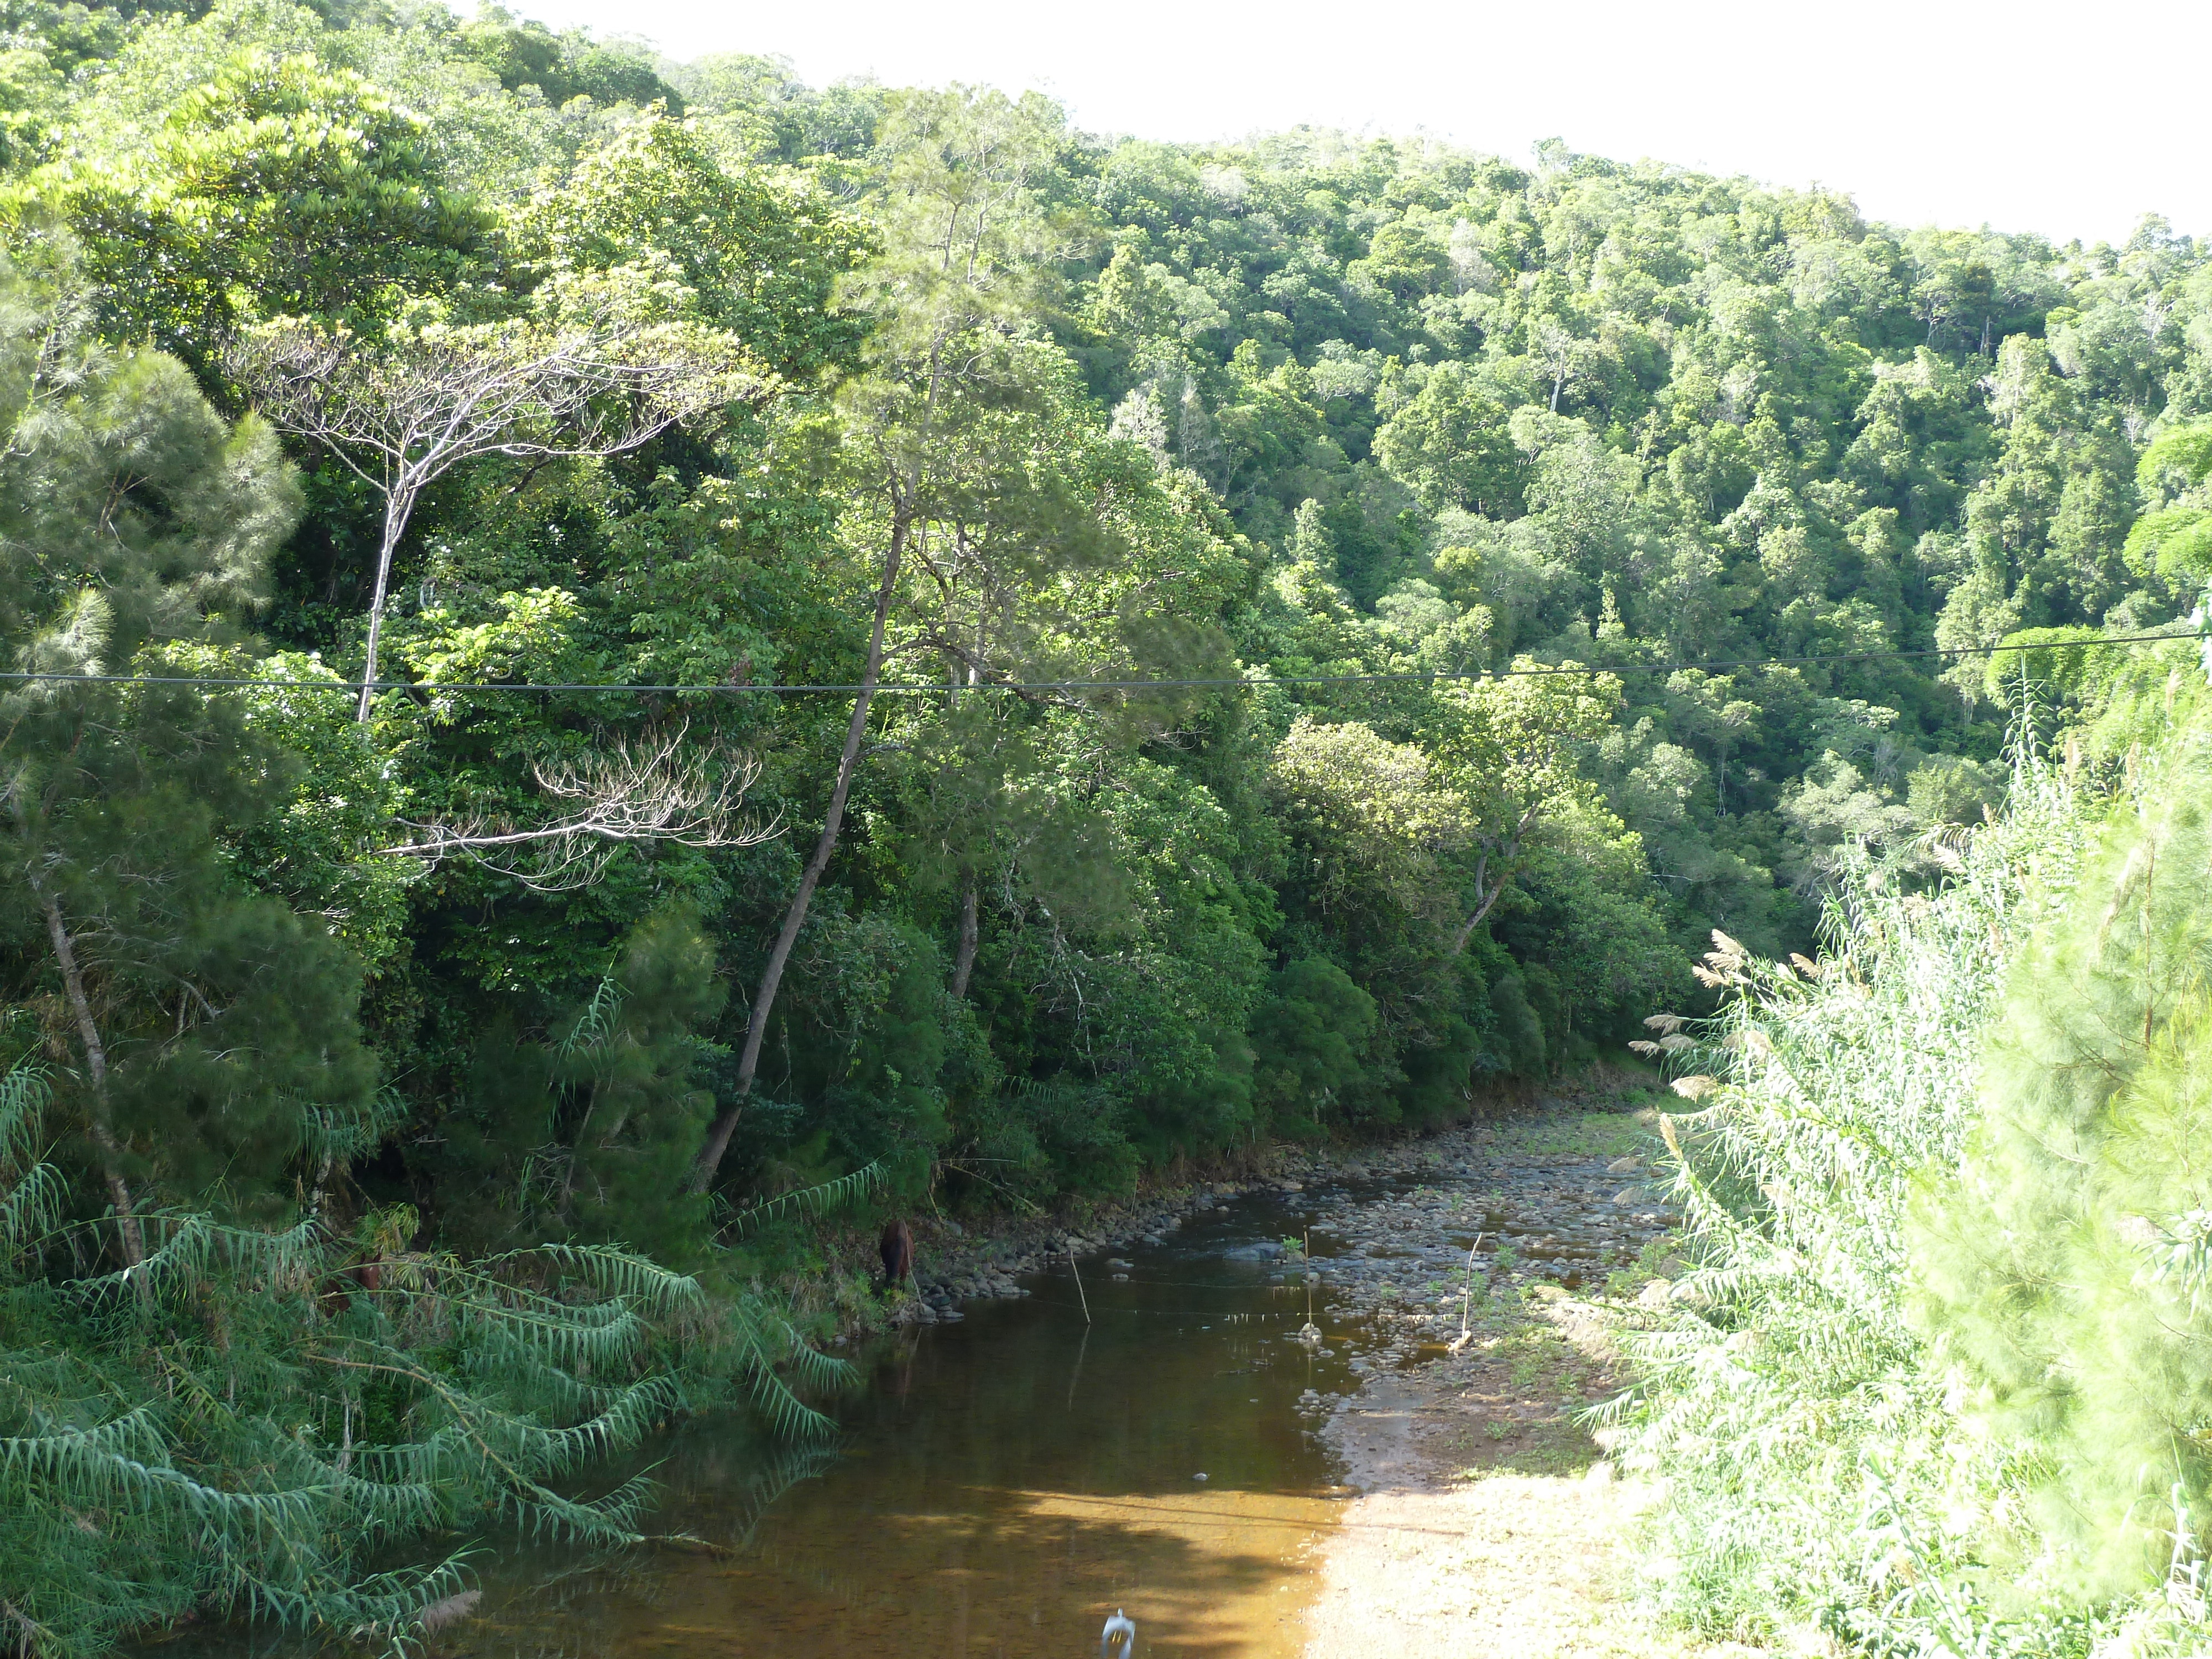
<box><xmin>722</xmin><ymin>1159</ymin><xmax>886</xmax><ymax>1237</ymax></box>
<box><xmin>0</xmin><ymin>1161</ymin><xmax>62</xmax><ymax>1254</ymax></box>
<box><xmin>0</xmin><ymin>1059</ymin><xmax>52</xmax><ymax>1173</ymax></box>
<box><xmin>300</xmin><ymin>1088</ymin><xmax>410</xmax><ymax>1169</ymax></box>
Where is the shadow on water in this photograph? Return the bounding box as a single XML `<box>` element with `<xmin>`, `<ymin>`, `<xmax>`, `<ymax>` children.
<box><xmin>226</xmin><ymin>1194</ymin><xmax>1368</xmax><ymax>1659</ymax></box>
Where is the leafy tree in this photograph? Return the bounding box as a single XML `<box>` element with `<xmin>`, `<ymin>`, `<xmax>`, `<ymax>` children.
<box><xmin>1424</xmin><ymin>665</ymin><xmax>1623</xmax><ymax>951</ymax></box>
<box><xmin>1374</xmin><ymin>360</ymin><xmax>1522</xmax><ymax>515</ymax></box>
<box><xmin>689</xmin><ymin>85</ymin><xmax>1093</xmax><ymax>1190</ymax></box>
<box><xmin>457</xmin><ymin>7</ymin><xmax>680</xmax><ymax>111</ymax></box>
<box><xmin>33</xmin><ymin>51</ymin><xmax>487</xmax><ymax>349</ymax></box>
<box><xmin>1250</xmin><ymin>956</ymin><xmax>1377</xmax><ymax>1137</ymax></box>
<box><xmin>512</xmin><ymin>110</ymin><xmax>870</xmax><ymax>382</ymax></box>
<box><xmin>2125</xmin><ymin>419</ymin><xmax>2212</xmax><ymax>591</ymax></box>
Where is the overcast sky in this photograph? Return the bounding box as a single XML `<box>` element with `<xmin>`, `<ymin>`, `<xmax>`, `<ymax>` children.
<box><xmin>514</xmin><ymin>0</ymin><xmax>2205</xmax><ymax>249</ymax></box>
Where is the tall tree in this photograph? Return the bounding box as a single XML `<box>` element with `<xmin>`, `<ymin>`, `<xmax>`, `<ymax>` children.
<box><xmin>688</xmin><ymin>86</ymin><xmax>1081</xmax><ymax>1189</ymax></box>
<box><xmin>0</xmin><ymin>248</ymin><xmax>373</xmax><ymax>1263</ymax></box>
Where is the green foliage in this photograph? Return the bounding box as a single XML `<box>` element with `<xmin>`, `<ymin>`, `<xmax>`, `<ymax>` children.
<box><xmin>13</xmin><ymin>11</ymin><xmax>2212</xmax><ymax>1647</ymax></box>
<box><xmin>1251</xmin><ymin>956</ymin><xmax>1378</xmax><ymax>1137</ymax></box>
<box><xmin>30</xmin><ymin>49</ymin><xmax>488</xmax><ymax>347</ymax></box>
<box><xmin>457</xmin><ymin>7</ymin><xmax>679</xmax><ymax>113</ymax></box>
<box><xmin>1919</xmin><ymin>715</ymin><xmax>2212</xmax><ymax>1603</ymax></box>
<box><xmin>510</xmin><ymin>109</ymin><xmax>869</xmax><ymax>382</ymax></box>
<box><xmin>0</xmin><ymin>1048</ymin><xmax>843</xmax><ymax>1656</ymax></box>
<box><xmin>1614</xmin><ymin>666</ymin><xmax>2212</xmax><ymax>1655</ymax></box>
<box><xmin>1374</xmin><ymin>359</ymin><xmax>1522</xmax><ymax>515</ymax></box>
<box><xmin>1613</xmin><ymin>755</ymin><xmax>2101</xmax><ymax>1651</ymax></box>
<box><xmin>0</xmin><ymin>238</ymin><xmax>293</xmax><ymax>665</ymax></box>
<box><xmin>0</xmin><ymin>238</ymin><xmax>844</xmax><ymax>1654</ymax></box>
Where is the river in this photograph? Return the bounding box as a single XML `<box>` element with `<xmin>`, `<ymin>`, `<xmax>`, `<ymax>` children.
<box><xmin>432</xmin><ymin>1186</ymin><xmax>1366</xmax><ymax>1658</ymax></box>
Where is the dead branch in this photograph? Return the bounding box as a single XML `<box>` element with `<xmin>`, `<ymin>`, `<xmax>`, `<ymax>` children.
<box><xmin>226</xmin><ymin>312</ymin><xmax>759</xmax><ymax>722</ymax></box>
<box><xmin>377</xmin><ymin>727</ymin><xmax>779</xmax><ymax>893</ymax></box>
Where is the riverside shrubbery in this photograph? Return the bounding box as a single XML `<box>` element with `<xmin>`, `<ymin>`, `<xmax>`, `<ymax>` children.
<box><xmin>1621</xmin><ymin>657</ymin><xmax>2212</xmax><ymax>1657</ymax></box>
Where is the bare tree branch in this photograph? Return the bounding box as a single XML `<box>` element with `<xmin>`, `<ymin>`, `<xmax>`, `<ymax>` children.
<box><xmin>377</xmin><ymin>727</ymin><xmax>778</xmax><ymax>893</ymax></box>
<box><xmin>227</xmin><ymin>310</ymin><xmax>759</xmax><ymax>721</ymax></box>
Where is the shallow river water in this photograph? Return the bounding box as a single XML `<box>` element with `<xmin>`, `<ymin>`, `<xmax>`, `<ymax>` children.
<box><xmin>441</xmin><ymin>1191</ymin><xmax>1365</xmax><ymax>1659</ymax></box>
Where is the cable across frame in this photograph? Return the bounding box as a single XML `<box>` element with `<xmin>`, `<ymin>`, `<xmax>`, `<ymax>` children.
<box><xmin>0</xmin><ymin>629</ymin><xmax>2195</xmax><ymax>697</ymax></box>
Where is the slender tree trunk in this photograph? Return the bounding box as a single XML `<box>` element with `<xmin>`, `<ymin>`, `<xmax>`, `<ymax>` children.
<box><xmin>34</xmin><ymin>881</ymin><xmax>145</xmax><ymax>1269</ymax></box>
<box><xmin>1449</xmin><ymin>855</ymin><xmax>1498</xmax><ymax>958</ymax></box>
<box><xmin>356</xmin><ymin>491</ymin><xmax>413</xmax><ymax>724</ymax></box>
<box><xmin>687</xmin><ymin>524</ymin><xmax>907</xmax><ymax>1192</ymax></box>
<box><xmin>950</xmin><ymin>882</ymin><xmax>979</xmax><ymax>999</ymax></box>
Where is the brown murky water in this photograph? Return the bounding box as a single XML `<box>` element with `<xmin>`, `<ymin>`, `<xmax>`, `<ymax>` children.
<box><xmin>433</xmin><ymin>1195</ymin><xmax>1364</xmax><ymax>1659</ymax></box>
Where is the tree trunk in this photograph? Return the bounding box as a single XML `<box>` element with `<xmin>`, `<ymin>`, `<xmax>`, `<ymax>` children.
<box><xmin>34</xmin><ymin>881</ymin><xmax>145</xmax><ymax>1269</ymax></box>
<box><xmin>356</xmin><ymin>492</ymin><xmax>413</xmax><ymax>724</ymax></box>
<box><xmin>1450</xmin><ymin>863</ymin><xmax>1500</xmax><ymax>958</ymax></box>
<box><xmin>687</xmin><ymin>525</ymin><xmax>906</xmax><ymax>1192</ymax></box>
<box><xmin>950</xmin><ymin>882</ymin><xmax>979</xmax><ymax>999</ymax></box>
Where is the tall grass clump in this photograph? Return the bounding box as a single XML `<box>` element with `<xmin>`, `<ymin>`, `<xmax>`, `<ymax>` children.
<box><xmin>1615</xmin><ymin>665</ymin><xmax>2212</xmax><ymax>1657</ymax></box>
<box><xmin>1609</xmin><ymin>736</ymin><xmax>2101</xmax><ymax>1653</ymax></box>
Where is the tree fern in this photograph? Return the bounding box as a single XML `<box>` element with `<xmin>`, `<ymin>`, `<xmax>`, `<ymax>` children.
<box><xmin>718</xmin><ymin>1158</ymin><xmax>885</xmax><ymax>1237</ymax></box>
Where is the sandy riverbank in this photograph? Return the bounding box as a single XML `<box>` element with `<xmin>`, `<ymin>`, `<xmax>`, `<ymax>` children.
<box><xmin>1281</xmin><ymin>1099</ymin><xmax>1756</xmax><ymax>1659</ymax></box>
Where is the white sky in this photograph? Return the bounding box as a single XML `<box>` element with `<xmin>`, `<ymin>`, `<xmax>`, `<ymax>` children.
<box><xmin>515</xmin><ymin>0</ymin><xmax>2207</xmax><ymax>249</ymax></box>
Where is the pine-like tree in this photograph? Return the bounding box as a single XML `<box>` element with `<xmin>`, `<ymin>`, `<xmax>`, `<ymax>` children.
<box><xmin>1918</xmin><ymin>703</ymin><xmax>2212</xmax><ymax>1598</ymax></box>
<box><xmin>0</xmin><ymin>241</ymin><xmax>847</xmax><ymax>1658</ymax></box>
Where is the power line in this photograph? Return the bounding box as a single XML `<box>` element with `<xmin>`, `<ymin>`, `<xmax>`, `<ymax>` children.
<box><xmin>0</xmin><ymin>629</ymin><xmax>2195</xmax><ymax>698</ymax></box>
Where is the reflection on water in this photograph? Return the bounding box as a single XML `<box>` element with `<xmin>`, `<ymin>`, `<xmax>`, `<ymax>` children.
<box><xmin>440</xmin><ymin>1197</ymin><xmax>1357</xmax><ymax>1659</ymax></box>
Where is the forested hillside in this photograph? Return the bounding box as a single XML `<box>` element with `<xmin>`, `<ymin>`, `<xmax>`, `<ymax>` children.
<box><xmin>4</xmin><ymin>0</ymin><xmax>2212</xmax><ymax>1648</ymax></box>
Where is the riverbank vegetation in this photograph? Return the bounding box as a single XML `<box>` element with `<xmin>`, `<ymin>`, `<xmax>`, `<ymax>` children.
<box><xmin>3</xmin><ymin>0</ymin><xmax>2212</xmax><ymax>1647</ymax></box>
<box><xmin>1622</xmin><ymin>651</ymin><xmax>2212</xmax><ymax>1655</ymax></box>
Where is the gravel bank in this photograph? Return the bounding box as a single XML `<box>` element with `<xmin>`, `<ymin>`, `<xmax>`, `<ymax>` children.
<box><xmin>1284</xmin><ymin>1097</ymin><xmax>1760</xmax><ymax>1659</ymax></box>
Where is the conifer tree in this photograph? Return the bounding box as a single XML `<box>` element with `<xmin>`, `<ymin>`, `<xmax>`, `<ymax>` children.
<box><xmin>1918</xmin><ymin>707</ymin><xmax>2212</xmax><ymax>1598</ymax></box>
<box><xmin>0</xmin><ymin>247</ymin><xmax>848</xmax><ymax>1655</ymax></box>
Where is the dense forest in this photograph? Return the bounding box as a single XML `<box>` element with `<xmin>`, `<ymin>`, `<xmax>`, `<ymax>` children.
<box><xmin>4</xmin><ymin>0</ymin><xmax>2212</xmax><ymax>1650</ymax></box>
